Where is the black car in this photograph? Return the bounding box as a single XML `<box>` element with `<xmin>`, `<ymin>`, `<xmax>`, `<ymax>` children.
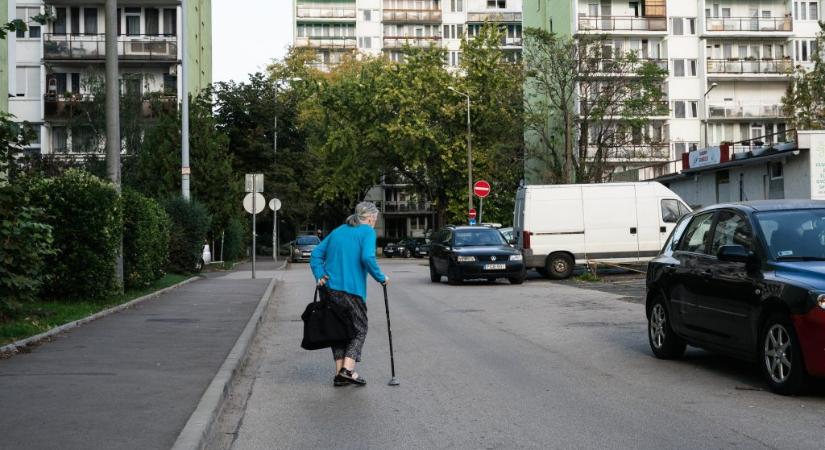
<box><xmin>414</xmin><ymin>240</ymin><xmax>432</xmax><ymax>258</ymax></box>
<box><xmin>289</xmin><ymin>235</ymin><xmax>321</xmax><ymax>263</ymax></box>
<box><xmin>384</xmin><ymin>238</ymin><xmax>424</xmax><ymax>258</ymax></box>
<box><xmin>646</xmin><ymin>200</ymin><xmax>825</xmax><ymax>394</ymax></box>
<box><xmin>429</xmin><ymin>226</ymin><xmax>526</xmax><ymax>285</ymax></box>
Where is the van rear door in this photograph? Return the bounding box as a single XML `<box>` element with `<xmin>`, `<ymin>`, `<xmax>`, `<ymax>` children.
<box><xmin>635</xmin><ymin>185</ymin><xmax>665</xmax><ymax>258</ymax></box>
<box><xmin>582</xmin><ymin>185</ymin><xmax>639</xmax><ymax>260</ymax></box>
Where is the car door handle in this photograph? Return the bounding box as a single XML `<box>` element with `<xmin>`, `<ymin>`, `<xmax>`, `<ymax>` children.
<box><xmin>660</xmin><ymin>226</ymin><xmax>667</xmax><ymax>233</ymax></box>
<box><xmin>630</xmin><ymin>227</ymin><xmax>637</xmax><ymax>234</ymax></box>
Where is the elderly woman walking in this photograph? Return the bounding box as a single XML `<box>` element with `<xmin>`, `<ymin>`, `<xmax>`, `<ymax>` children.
<box><xmin>310</xmin><ymin>202</ymin><xmax>388</xmax><ymax>387</ymax></box>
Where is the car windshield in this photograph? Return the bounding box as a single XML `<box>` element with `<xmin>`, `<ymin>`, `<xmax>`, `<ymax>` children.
<box><xmin>453</xmin><ymin>229</ymin><xmax>507</xmax><ymax>247</ymax></box>
<box><xmin>296</xmin><ymin>236</ymin><xmax>320</xmax><ymax>245</ymax></box>
<box><xmin>755</xmin><ymin>209</ymin><xmax>825</xmax><ymax>260</ymax></box>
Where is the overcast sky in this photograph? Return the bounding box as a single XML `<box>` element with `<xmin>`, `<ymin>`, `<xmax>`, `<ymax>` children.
<box><xmin>213</xmin><ymin>0</ymin><xmax>294</xmax><ymax>84</ymax></box>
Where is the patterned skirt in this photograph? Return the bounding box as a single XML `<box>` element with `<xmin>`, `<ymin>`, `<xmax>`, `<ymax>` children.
<box><xmin>327</xmin><ymin>288</ymin><xmax>368</xmax><ymax>362</ymax></box>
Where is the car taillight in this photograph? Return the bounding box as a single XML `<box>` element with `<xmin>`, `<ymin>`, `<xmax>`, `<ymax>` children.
<box><xmin>522</xmin><ymin>230</ymin><xmax>531</xmax><ymax>249</ymax></box>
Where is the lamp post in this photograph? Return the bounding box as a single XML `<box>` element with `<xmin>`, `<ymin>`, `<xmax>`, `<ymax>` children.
<box><xmin>449</xmin><ymin>86</ymin><xmax>473</xmax><ymax>217</ymax></box>
<box><xmin>703</xmin><ymin>82</ymin><xmax>718</xmax><ymax>149</ymax></box>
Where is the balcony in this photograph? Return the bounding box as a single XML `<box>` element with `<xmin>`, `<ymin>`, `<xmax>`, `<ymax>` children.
<box><xmin>706</xmin><ymin>58</ymin><xmax>792</xmax><ymax>75</ymax></box>
<box><xmin>466</xmin><ymin>12</ymin><xmax>521</xmax><ymax>23</ymax></box>
<box><xmin>383</xmin><ymin>36</ymin><xmax>441</xmax><ymax>49</ymax></box>
<box><xmin>382</xmin><ymin>9</ymin><xmax>442</xmax><ymax>23</ymax></box>
<box><xmin>708</xmin><ymin>102</ymin><xmax>786</xmax><ymax>119</ymax></box>
<box><xmin>296</xmin><ymin>6</ymin><xmax>356</xmax><ymax>20</ymax></box>
<box><xmin>705</xmin><ymin>16</ymin><xmax>792</xmax><ymax>33</ymax></box>
<box><xmin>43</xmin><ymin>34</ymin><xmax>178</xmax><ymax>62</ymax></box>
<box><xmin>580</xmin><ymin>99</ymin><xmax>670</xmax><ymax>117</ymax></box>
<box><xmin>374</xmin><ymin>200</ymin><xmax>434</xmax><ymax>215</ymax></box>
<box><xmin>584</xmin><ymin>58</ymin><xmax>668</xmax><ymax>75</ymax></box>
<box><xmin>44</xmin><ymin>93</ymin><xmax>177</xmax><ymax>120</ymax></box>
<box><xmin>577</xmin><ymin>16</ymin><xmax>667</xmax><ymax>33</ymax></box>
<box><xmin>294</xmin><ymin>36</ymin><xmax>357</xmax><ymax>49</ymax></box>
<box><xmin>600</xmin><ymin>144</ymin><xmax>671</xmax><ymax>162</ymax></box>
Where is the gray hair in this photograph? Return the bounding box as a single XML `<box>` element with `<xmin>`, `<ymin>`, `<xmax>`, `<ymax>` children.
<box><xmin>346</xmin><ymin>201</ymin><xmax>380</xmax><ymax>226</ymax></box>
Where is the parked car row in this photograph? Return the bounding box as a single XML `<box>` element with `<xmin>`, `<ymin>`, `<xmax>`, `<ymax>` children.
<box><xmin>383</xmin><ymin>238</ymin><xmax>429</xmax><ymax>258</ymax></box>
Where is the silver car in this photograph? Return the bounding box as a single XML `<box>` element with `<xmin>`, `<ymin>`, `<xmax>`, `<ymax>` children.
<box><xmin>290</xmin><ymin>235</ymin><xmax>321</xmax><ymax>263</ymax></box>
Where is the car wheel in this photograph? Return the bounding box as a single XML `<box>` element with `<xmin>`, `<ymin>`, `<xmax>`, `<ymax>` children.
<box><xmin>759</xmin><ymin>313</ymin><xmax>808</xmax><ymax>395</ymax></box>
<box><xmin>447</xmin><ymin>266</ymin><xmax>462</xmax><ymax>285</ymax></box>
<box><xmin>647</xmin><ymin>297</ymin><xmax>686</xmax><ymax>359</ymax></box>
<box><xmin>546</xmin><ymin>253</ymin><xmax>574</xmax><ymax>279</ymax></box>
<box><xmin>509</xmin><ymin>272</ymin><xmax>525</xmax><ymax>285</ymax></box>
<box><xmin>429</xmin><ymin>260</ymin><xmax>440</xmax><ymax>283</ymax></box>
<box><xmin>403</xmin><ymin>250</ymin><xmax>411</xmax><ymax>258</ymax></box>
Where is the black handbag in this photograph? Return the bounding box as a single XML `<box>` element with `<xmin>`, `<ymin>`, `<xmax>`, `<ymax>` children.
<box><xmin>301</xmin><ymin>286</ymin><xmax>356</xmax><ymax>350</ymax></box>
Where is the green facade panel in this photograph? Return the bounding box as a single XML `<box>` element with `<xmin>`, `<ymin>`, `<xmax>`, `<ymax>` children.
<box><xmin>188</xmin><ymin>0</ymin><xmax>212</xmax><ymax>96</ymax></box>
<box><xmin>1</xmin><ymin>5</ymin><xmax>8</xmax><ymax>113</ymax></box>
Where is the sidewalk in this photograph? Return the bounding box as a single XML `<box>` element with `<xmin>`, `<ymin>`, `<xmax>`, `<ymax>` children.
<box><xmin>0</xmin><ymin>260</ymin><xmax>280</xmax><ymax>450</ymax></box>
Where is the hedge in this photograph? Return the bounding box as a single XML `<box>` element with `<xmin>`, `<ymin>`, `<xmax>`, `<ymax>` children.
<box><xmin>165</xmin><ymin>197</ymin><xmax>211</xmax><ymax>273</ymax></box>
<box><xmin>222</xmin><ymin>216</ymin><xmax>245</xmax><ymax>262</ymax></box>
<box><xmin>0</xmin><ymin>184</ymin><xmax>55</xmax><ymax>318</ymax></box>
<box><xmin>123</xmin><ymin>188</ymin><xmax>171</xmax><ymax>289</ymax></box>
<box><xmin>30</xmin><ymin>169</ymin><xmax>122</xmax><ymax>300</ymax></box>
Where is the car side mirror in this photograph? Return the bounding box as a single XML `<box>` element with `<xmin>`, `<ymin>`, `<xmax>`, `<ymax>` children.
<box><xmin>717</xmin><ymin>245</ymin><xmax>752</xmax><ymax>263</ymax></box>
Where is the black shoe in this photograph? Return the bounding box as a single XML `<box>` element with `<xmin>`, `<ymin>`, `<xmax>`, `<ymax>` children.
<box><xmin>338</xmin><ymin>368</ymin><xmax>367</xmax><ymax>386</ymax></box>
<box><xmin>333</xmin><ymin>375</ymin><xmax>349</xmax><ymax>387</ymax></box>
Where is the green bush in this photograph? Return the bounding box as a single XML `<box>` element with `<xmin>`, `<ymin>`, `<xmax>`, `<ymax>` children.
<box><xmin>221</xmin><ymin>216</ymin><xmax>245</xmax><ymax>262</ymax></box>
<box><xmin>164</xmin><ymin>197</ymin><xmax>211</xmax><ymax>273</ymax></box>
<box><xmin>30</xmin><ymin>169</ymin><xmax>122</xmax><ymax>300</ymax></box>
<box><xmin>123</xmin><ymin>188</ymin><xmax>171</xmax><ymax>289</ymax></box>
<box><xmin>0</xmin><ymin>184</ymin><xmax>55</xmax><ymax>318</ymax></box>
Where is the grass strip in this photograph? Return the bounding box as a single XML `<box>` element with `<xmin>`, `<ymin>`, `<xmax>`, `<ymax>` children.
<box><xmin>0</xmin><ymin>274</ymin><xmax>190</xmax><ymax>345</ymax></box>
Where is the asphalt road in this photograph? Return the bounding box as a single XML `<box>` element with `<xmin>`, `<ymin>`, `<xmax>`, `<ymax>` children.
<box><xmin>211</xmin><ymin>259</ymin><xmax>825</xmax><ymax>450</ymax></box>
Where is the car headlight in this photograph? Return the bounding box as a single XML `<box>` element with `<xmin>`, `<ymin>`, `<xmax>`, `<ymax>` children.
<box><xmin>817</xmin><ymin>294</ymin><xmax>825</xmax><ymax>310</ymax></box>
<box><xmin>457</xmin><ymin>256</ymin><xmax>476</xmax><ymax>262</ymax></box>
<box><xmin>509</xmin><ymin>254</ymin><xmax>523</xmax><ymax>261</ymax></box>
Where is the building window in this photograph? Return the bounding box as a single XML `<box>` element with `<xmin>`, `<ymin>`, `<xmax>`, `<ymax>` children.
<box><xmin>672</xmin><ymin>101</ymin><xmax>698</xmax><ymax>119</ymax></box>
<box><xmin>672</xmin><ymin>59</ymin><xmax>696</xmax><ymax>77</ymax></box>
<box><xmin>145</xmin><ymin>8</ymin><xmax>159</xmax><ymax>36</ymax></box>
<box><xmin>84</xmin><ymin>8</ymin><xmax>98</xmax><ymax>34</ymax></box>
<box><xmin>451</xmin><ymin>0</ymin><xmax>464</xmax><ymax>12</ymax></box>
<box><xmin>363</xmin><ymin>9</ymin><xmax>371</xmax><ymax>21</ymax></box>
<box><xmin>487</xmin><ymin>0</ymin><xmax>506</xmax><ymax>8</ymax></box>
<box><xmin>125</xmin><ymin>8</ymin><xmax>141</xmax><ymax>36</ymax></box>
<box><xmin>163</xmin><ymin>9</ymin><xmax>177</xmax><ymax>35</ymax></box>
<box><xmin>53</xmin><ymin>127</ymin><xmax>68</xmax><ymax>152</ymax></box>
<box><xmin>15</xmin><ymin>67</ymin><xmax>40</xmax><ymax>98</ymax></box>
<box><xmin>812</xmin><ymin>2</ymin><xmax>820</xmax><ymax>20</ymax></box>
<box><xmin>769</xmin><ymin>162</ymin><xmax>784</xmax><ymax>180</ymax></box>
<box><xmin>670</xmin><ymin>17</ymin><xmax>696</xmax><ymax>36</ymax></box>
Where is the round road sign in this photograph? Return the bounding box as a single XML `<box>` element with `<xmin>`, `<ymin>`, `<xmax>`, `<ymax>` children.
<box><xmin>473</xmin><ymin>180</ymin><xmax>491</xmax><ymax>198</ymax></box>
<box><xmin>243</xmin><ymin>193</ymin><xmax>266</xmax><ymax>214</ymax></box>
<box><xmin>468</xmin><ymin>208</ymin><xmax>477</xmax><ymax>219</ymax></box>
<box><xmin>269</xmin><ymin>198</ymin><xmax>282</xmax><ymax>211</ymax></box>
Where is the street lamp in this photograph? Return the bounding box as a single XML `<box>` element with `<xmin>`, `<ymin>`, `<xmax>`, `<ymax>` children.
<box><xmin>703</xmin><ymin>82</ymin><xmax>718</xmax><ymax>149</ymax></box>
<box><xmin>449</xmin><ymin>86</ymin><xmax>473</xmax><ymax>217</ymax></box>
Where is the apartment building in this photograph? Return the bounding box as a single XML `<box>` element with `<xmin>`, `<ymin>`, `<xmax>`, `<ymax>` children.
<box><xmin>524</xmin><ymin>0</ymin><xmax>822</xmax><ymax>182</ymax></box>
<box><xmin>293</xmin><ymin>0</ymin><xmax>523</xmax><ymax>69</ymax></box>
<box><xmin>3</xmin><ymin>0</ymin><xmax>212</xmax><ymax>155</ymax></box>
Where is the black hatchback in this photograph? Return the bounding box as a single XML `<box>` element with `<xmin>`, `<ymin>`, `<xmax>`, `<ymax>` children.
<box><xmin>646</xmin><ymin>200</ymin><xmax>825</xmax><ymax>394</ymax></box>
<box><xmin>429</xmin><ymin>226</ymin><xmax>526</xmax><ymax>285</ymax></box>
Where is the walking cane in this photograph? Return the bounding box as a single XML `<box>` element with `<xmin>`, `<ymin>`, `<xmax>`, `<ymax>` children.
<box><xmin>383</xmin><ymin>284</ymin><xmax>400</xmax><ymax>386</ymax></box>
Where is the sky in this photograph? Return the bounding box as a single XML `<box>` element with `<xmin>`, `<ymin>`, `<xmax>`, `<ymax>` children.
<box><xmin>212</xmin><ymin>0</ymin><xmax>294</xmax><ymax>84</ymax></box>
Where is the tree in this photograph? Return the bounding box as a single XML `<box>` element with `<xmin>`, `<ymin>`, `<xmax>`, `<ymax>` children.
<box><xmin>783</xmin><ymin>22</ymin><xmax>825</xmax><ymax>130</ymax></box>
<box><xmin>523</xmin><ymin>28</ymin><xmax>668</xmax><ymax>183</ymax></box>
<box><xmin>126</xmin><ymin>91</ymin><xmax>240</xmax><ymax>239</ymax></box>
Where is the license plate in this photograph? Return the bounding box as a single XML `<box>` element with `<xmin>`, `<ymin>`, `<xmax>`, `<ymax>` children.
<box><xmin>302</xmin><ymin>253</ymin><xmax>310</xmax><ymax>257</ymax></box>
<box><xmin>484</xmin><ymin>264</ymin><xmax>506</xmax><ymax>270</ymax></box>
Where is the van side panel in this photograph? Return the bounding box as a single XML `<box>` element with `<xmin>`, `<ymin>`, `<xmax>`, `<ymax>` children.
<box><xmin>524</xmin><ymin>186</ymin><xmax>585</xmax><ymax>268</ymax></box>
<box><xmin>582</xmin><ymin>185</ymin><xmax>639</xmax><ymax>260</ymax></box>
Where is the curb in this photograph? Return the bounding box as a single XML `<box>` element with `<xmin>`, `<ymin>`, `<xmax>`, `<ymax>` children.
<box><xmin>0</xmin><ymin>276</ymin><xmax>200</xmax><ymax>356</ymax></box>
<box><xmin>171</xmin><ymin>274</ymin><xmax>279</xmax><ymax>450</ymax></box>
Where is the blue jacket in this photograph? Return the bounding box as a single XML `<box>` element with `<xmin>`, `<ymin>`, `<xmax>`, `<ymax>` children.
<box><xmin>310</xmin><ymin>224</ymin><xmax>387</xmax><ymax>301</ymax></box>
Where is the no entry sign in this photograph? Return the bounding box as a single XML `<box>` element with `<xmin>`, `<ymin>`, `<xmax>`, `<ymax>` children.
<box><xmin>468</xmin><ymin>208</ymin><xmax>477</xmax><ymax>219</ymax></box>
<box><xmin>473</xmin><ymin>180</ymin><xmax>491</xmax><ymax>198</ymax></box>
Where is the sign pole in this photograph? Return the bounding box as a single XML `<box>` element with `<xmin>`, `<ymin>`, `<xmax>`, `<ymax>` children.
<box><xmin>479</xmin><ymin>197</ymin><xmax>483</xmax><ymax>224</ymax></box>
<box><xmin>272</xmin><ymin>209</ymin><xmax>277</xmax><ymax>263</ymax></box>
<box><xmin>252</xmin><ymin>177</ymin><xmax>257</xmax><ymax>280</ymax></box>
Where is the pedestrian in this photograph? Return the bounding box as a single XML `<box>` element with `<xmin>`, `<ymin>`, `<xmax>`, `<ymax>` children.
<box><xmin>315</xmin><ymin>229</ymin><xmax>324</xmax><ymax>240</ymax></box>
<box><xmin>310</xmin><ymin>201</ymin><xmax>388</xmax><ymax>387</ymax></box>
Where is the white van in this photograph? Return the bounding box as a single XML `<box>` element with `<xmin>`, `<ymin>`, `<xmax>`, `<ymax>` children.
<box><xmin>513</xmin><ymin>182</ymin><xmax>691</xmax><ymax>279</ymax></box>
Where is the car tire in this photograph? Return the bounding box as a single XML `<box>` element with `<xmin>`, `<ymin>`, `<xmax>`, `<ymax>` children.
<box><xmin>403</xmin><ymin>249</ymin><xmax>411</xmax><ymax>258</ymax></box>
<box><xmin>759</xmin><ymin>312</ymin><xmax>808</xmax><ymax>395</ymax></box>
<box><xmin>508</xmin><ymin>275</ymin><xmax>525</xmax><ymax>285</ymax></box>
<box><xmin>429</xmin><ymin>260</ymin><xmax>440</xmax><ymax>283</ymax></box>
<box><xmin>545</xmin><ymin>253</ymin><xmax>574</xmax><ymax>280</ymax></box>
<box><xmin>447</xmin><ymin>266</ymin><xmax>462</xmax><ymax>285</ymax></box>
<box><xmin>647</xmin><ymin>296</ymin><xmax>686</xmax><ymax>359</ymax></box>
